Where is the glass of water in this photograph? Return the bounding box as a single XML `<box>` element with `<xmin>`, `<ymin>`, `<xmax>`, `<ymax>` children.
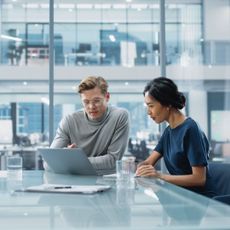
<box><xmin>116</xmin><ymin>157</ymin><xmax>136</xmax><ymax>181</ymax></box>
<box><xmin>7</xmin><ymin>155</ymin><xmax>23</xmax><ymax>180</ymax></box>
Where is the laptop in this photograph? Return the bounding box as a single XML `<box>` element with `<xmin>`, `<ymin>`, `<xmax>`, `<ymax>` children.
<box><xmin>38</xmin><ymin>148</ymin><xmax>97</xmax><ymax>175</ymax></box>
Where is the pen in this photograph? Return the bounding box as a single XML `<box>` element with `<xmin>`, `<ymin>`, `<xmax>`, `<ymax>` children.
<box><xmin>54</xmin><ymin>186</ymin><xmax>72</xmax><ymax>189</ymax></box>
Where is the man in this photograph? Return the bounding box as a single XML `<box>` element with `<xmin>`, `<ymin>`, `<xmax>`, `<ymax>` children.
<box><xmin>50</xmin><ymin>76</ymin><xmax>130</xmax><ymax>175</ymax></box>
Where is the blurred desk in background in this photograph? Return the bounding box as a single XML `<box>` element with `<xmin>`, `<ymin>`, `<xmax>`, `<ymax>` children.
<box><xmin>0</xmin><ymin>145</ymin><xmax>44</xmax><ymax>170</ymax></box>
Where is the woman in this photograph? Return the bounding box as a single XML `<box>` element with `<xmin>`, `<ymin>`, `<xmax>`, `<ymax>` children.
<box><xmin>136</xmin><ymin>77</ymin><xmax>216</xmax><ymax>197</ymax></box>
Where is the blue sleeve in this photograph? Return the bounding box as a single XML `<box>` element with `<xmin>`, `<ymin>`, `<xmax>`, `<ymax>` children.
<box><xmin>185</xmin><ymin>125</ymin><xmax>208</xmax><ymax>166</ymax></box>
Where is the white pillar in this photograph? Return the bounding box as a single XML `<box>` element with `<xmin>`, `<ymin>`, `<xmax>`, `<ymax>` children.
<box><xmin>188</xmin><ymin>90</ymin><xmax>208</xmax><ymax>135</ymax></box>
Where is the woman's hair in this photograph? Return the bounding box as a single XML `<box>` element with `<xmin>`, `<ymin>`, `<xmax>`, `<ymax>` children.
<box><xmin>143</xmin><ymin>77</ymin><xmax>186</xmax><ymax>110</ymax></box>
<box><xmin>78</xmin><ymin>76</ymin><xmax>108</xmax><ymax>95</ymax></box>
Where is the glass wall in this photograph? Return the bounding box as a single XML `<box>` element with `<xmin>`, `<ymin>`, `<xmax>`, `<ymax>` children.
<box><xmin>0</xmin><ymin>1</ymin><xmax>49</xmax><ymax>150</ymax></box>
<box><xmin>0</xmin><ymin>0</ymin><xmax>230</xmax><ymax>163</ymax></box>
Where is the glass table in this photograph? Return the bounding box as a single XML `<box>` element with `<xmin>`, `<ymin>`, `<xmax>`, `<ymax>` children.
<box><xmin>0</xmin><ymin>170</ymin><xmax>230</xmax><ymax>229</ymax></box>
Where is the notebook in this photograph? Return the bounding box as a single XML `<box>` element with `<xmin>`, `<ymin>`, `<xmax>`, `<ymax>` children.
<box><xmin>23</xmin><ymin>184</ymin><xmax>111</xmax><ymax>194</ymax></box>
<box><xmin>38</xmin><ymin>148</ymin><xmax>97</xmax><ymax>175</ymax></box>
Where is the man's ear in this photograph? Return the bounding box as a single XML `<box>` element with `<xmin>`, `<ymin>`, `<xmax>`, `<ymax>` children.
<box><xmin>105</xmin><ymin>92</ymin><xmax>110</xmax><ymax>101</ymax></box>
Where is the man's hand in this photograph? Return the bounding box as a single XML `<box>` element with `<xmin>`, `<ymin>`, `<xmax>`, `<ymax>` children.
<box><xmin>67</xmin><ymin>143</ymin><xmax>77</xmax><ymax>148</ymax></box>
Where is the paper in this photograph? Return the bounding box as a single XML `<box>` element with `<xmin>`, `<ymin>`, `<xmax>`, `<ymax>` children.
<box><xmin>22</xmin><ymin>184</ymin><xmax>111</xmax><ymax>194</ymax></box>
<box><xmin>103</xmin><ymin>173</ymin><xmax>117</xmax><ymax>178</ymax></box>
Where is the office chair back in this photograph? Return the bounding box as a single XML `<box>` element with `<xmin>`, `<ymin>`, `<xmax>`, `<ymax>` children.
<box><xmin>208</xmin><ymin>162</ymin><xmax>230</xmax><ymax>205</ymax></box>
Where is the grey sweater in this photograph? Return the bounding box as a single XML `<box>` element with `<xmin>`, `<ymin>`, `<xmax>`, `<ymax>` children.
<box><xmin>51</xmin><ymin>105</ymin><xmax>130</xmax><ymax>175</ymax></box>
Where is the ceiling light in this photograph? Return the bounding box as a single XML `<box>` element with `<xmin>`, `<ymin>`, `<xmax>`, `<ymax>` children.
<box><xmin>131</xmin><ymin>4</ymin><xmax>148</xmax><ymax>10</ymax></box>
<box><xmin>76</xmin><ymin>4</ymin><xmax>93</xmax><ymax>9</ymax></box>
<box><xmin>0</xmin><ymin>34</ymin><xmax>22</xmax><ymax>42</ymax></box>
<box><xmin>40</xmin><ymin>4</ymin><xmax>49</xmax><ymax>9</ymax></box>
<box><xmin>59</xmin><ymin>4</ymin><xmax>75</xmax><ymax>9</ymax></box>
<box><xmin>94</xmin><ymin>4</ymin><xmax>111</xmax><ymax>9</ymax></box>
<box><xmin>149</xmin><ymin>4</ymin><xmax>159</xmax><ymax>9</ymax></box>
<box><xmin>113</xmin><ymin>4</ymin><xmax>127</xmax><ymax>9</ymax></box>
<box><xmin>109</xmin><ymin>34</ymin><xmax>116</xmax><ymax>42</ymax></box>
<box><xmin>22</xmin><ymin>4</ymin><xmax>39</xmax><ymax>9</ymax></box>
<box><xmin>41</xmin><ymin>97</ymin><xmax>49</xmax><ymax>105</ymax></box>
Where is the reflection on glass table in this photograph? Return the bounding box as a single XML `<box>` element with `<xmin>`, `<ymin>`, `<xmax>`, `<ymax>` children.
<box><xmin>0</xmin><ymin>171</ymin><xmax>230</xmax><ymax>229</ymax></box>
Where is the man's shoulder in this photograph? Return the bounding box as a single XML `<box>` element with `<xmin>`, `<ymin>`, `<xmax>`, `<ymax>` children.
<box><xmin>62</xmin><ymin>110</ymin><xmax>84</xmax><ymax>122</ymax></box>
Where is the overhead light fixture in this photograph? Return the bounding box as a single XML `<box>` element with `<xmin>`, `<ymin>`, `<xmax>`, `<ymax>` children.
<box><xmin>109</xmin><ymin>34</ymin><xmax>116</xmax><ymax>42</ymax></box>
<box><xmin>113</xmin><ymin>4</ymin><xmax>127</xmax><ymax>9</ymax></box>
<box><xmin>22</xmin><ymin>4</ymin><xmax>39</xmax><ymax>9</ymax></box>
<box><xmin>41</xmin><ymin>97</ymin><xmax>49</xmax><ymax>105</ymax></box>
<box><xmin>76</xmin><ymin>4</ymin><xmax>93</xmax><ymax>9</ymax></box>
<box><xmin>59</xmin><ymin>4</ymin><xmax>75</xmax><ymax>9</ymax></box>
<box><xmin>40</xmin><ymin>4</ymin><xmax>57</xmax><ymax>8</ymax></box>
<box><xmin>149</xmin><ymin>4</ymin><xmax>159</xmax><ymax>9</ymax></box>
<box><xmin>40</xmin><ymin>4</ymin><xmax>49</xmax><ymax>9</ymax></box>
<box><xmin>94</xmin><ymin>4</ymin><xmax>111</xmax><ymax>9</ymax></box>
<box><xmin>72</xmin><ymin>86</ymin><xmax>77</xmax><ymax>91</ymax></box>
<box><xmin>167</xmin><ymin>4</ymin><xmax>184</xmax><ymax>9</ymax></box>
<box><xmin>131</xmin><ymin>4</ymin><xmax>148</xmax><ymax>10</ymax></box>
<box><xmin>0</xmin><ymin>34</ymin><xmax>22</xmax><ymax>42</ymax></box>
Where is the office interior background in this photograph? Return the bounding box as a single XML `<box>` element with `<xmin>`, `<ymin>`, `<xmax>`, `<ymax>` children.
<box><xmin>0</xmin><ymin>0</ymin><xmax>230</xmax><ymax>168</ymax></box>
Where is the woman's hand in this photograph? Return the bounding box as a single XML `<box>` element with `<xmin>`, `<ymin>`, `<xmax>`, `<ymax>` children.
<box><xmin>136</xmin><ymin>164</ymin><xmax>160</xmax><ymax>178</ymax></box>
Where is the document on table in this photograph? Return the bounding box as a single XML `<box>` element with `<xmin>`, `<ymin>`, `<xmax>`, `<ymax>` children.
<box><xmin>22</xmin><ymin>184</ymin><xmax>111</xmax><ymax>194</ymax></box>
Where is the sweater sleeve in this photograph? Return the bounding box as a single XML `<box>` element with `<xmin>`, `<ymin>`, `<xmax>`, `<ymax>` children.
<box><xmin>50</xmin><ymin>116</ymin><xmax>71</xmax><ymax>148</ymax></box>
<box><xmin>88</xmin><ymin>110</ymin><xmax>130</xmax><ymax>175</ymax></box>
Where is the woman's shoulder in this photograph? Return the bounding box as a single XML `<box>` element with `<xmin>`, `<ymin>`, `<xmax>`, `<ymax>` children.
<box><xmin>185</xmin><ymin>117</ymin><xmax>201</xmax><ymax>129</ymax></box>
<box><xmin>168</xmin><ymin>117</ymin><xmax>200</xmax><ymax>134</ymax></box>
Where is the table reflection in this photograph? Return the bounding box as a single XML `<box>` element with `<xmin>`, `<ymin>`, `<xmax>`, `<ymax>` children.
<box><xmin>136</xmin><ymin>178</ymin><xmax>210</xmax><ymax>227</ymax></box>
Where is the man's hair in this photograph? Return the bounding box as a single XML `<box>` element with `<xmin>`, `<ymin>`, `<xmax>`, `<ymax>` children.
<box><xmin>78</xmin><ymin>76</ymin><xmax>108</xmax><ymax>95</ymax></box>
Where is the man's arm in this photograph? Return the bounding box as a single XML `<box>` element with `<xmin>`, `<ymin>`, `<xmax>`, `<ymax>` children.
<box><xmin>50</xmin><ymin>116</ymin><xmax>70</xmax><ymax>148</ymax></box>
<box><xmin>88</xmin><ymin>110</ymin><xmax>130</xmax><ymax>174</ymax></box>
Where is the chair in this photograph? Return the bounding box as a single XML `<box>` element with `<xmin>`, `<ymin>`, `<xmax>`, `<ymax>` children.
<box><xmin>208</xmin><ymin>162</ymin><xmax>230</xmax><ymax>205</ymax></box>
<box><xmin>213</xmin><ymin>195</ymin><xmax>230</xmax><ymax>205</ymax></box>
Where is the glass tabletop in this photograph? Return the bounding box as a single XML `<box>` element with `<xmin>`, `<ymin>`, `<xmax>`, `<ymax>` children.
<box><xmin>0</xmin><ymin>170</ymin><xmax>230</xmax><ymax>229</ymax></box>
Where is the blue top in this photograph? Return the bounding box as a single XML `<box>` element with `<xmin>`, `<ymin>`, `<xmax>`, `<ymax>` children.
<box><xmin>155</xmin><ymin>117</ymin><xmax>217</xmax><ymax>197</ymax></box>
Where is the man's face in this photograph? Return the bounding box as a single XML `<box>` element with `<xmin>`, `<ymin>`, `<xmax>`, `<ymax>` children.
<box><xmin>81</xmin><ymin>87</ymin><xmax>110</xmax><ymax>120</ymax></box>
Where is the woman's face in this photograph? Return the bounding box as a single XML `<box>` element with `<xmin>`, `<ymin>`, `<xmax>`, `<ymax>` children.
<box><xmin>144</xmin><ymin>91</ymin><xmax>169</xmax><ymax>124</ymax></box>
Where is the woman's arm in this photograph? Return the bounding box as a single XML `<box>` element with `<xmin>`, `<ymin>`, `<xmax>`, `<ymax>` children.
<box><xmin>136</xmin><ymin>150</ymin><xmax>162</xmax><ymax>172</ymax></box>
<box><xmin>160</xmin><ymin>166</ymin><xmax>206</xmax><ymax>187</ymax></box>
<box><xmin>136</xmin><ymin>164</ymin><xmax>206</xmax><ymax>187</ymax></box>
